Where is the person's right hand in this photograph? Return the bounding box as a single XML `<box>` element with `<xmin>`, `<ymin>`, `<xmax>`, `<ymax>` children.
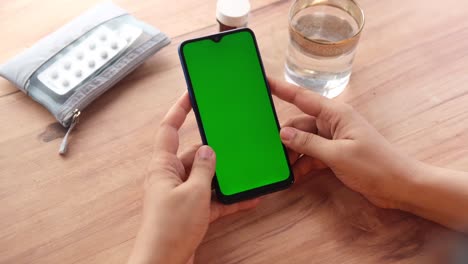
<box><xmin>269</xmin><ymin>78</ymin><xmax>420</xmax><ymax>210</ymax></box>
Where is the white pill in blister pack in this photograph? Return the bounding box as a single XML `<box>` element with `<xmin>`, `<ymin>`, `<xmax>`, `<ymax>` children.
<box><xmin>38</xmin><ymin>24</ymin><xmax>142</xmax><ymax>95</ymax></box>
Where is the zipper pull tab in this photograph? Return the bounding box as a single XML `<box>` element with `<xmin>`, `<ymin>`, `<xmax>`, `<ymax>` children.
<box><xmin>59</xmin><ymin>109</ymin><xmax>81</xmax><ymax>155</ymax></box>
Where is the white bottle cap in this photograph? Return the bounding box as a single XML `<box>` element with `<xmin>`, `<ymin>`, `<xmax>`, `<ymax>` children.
<box><xmin>216</xmin><ymin>0</ymin><xmax>250</xmax><ymax>27</ymax></box>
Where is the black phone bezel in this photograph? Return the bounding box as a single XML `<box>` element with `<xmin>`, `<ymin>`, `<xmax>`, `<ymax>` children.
<box><xmin>178</xmin><ymin>28</ymin><xmax>294</xmax><ymax>204</ymax></box>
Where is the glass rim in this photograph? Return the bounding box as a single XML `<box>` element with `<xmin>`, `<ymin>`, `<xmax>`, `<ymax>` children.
<box><xmin>288</xmin><ymin>0</ymin><xmax>365</xmax><ymax>46</ymax></box>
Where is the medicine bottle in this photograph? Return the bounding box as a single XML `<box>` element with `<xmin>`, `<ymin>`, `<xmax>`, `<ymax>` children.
<box><xmin>216</xmin><ymin>0</ymin><xmax>251</xmax><ymax>32</ymax></box>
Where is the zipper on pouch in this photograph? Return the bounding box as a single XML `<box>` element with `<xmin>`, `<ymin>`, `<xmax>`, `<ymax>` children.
<box><xmin>59</xmin><ymin>109</ymin><xmax>81</xmax><ymax>155</ymax></box>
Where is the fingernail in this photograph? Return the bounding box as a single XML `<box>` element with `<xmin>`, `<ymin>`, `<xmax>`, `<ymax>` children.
<box><xmin>280</xmin><ymin>127</ymin><xmax>296</xmax><ymax>141</ymax></box>
<box><xmin>198</xmin><ymin>146</ymin><xmax>214</xmax><ymax>159</ymax></box>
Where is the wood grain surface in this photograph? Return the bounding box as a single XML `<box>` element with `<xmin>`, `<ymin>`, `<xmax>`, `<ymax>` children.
<box><xmin>1</xmin><ymin>0</ymin><xmax>468</xmax><ymax>263</ymax></box>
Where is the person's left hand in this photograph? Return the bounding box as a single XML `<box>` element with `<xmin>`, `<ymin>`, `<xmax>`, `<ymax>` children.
<box><xmin>127</xmin><ymin>93</ymin><xmax>259</xmax><ymax>264</ymax></box>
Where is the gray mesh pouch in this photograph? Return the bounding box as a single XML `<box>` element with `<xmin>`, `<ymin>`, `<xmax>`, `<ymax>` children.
<box><xmin>0</xmin><ymin>2</ymin><xmax>170</xmax><ymax>154</ymax></box>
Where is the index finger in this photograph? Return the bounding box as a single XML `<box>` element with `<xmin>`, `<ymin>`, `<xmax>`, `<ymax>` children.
<box><xmin>268</xmin><ymin>77</ymin><xmax>329</xmax><ymax>117</ymax></box>
<box><xmin>154</xmin><ymin>92</ymin><xmax>192</xmax><ymax>154</ymax></box>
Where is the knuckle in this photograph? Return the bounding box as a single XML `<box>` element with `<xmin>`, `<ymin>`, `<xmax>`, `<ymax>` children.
<box><xmin>337</xmin><ymin>103</ymin><xmax>353</xmax><ymax>114</ymax></box>
<box><xmin>298</xmin><ymin>132</ymin><xmax>314</xmax><ymax>147</ymax></box>
<box><xmin>152</xmin><ymin>153</ymin><xmax>183</xmax><ymax>176</ymax></box>
<box><xmin>330</xmin><ymin>103</ymin><xmax>356</xmax><ymax>121</ymax></box>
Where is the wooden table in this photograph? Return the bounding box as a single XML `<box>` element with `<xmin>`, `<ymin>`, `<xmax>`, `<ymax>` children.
<box><xmin>1</xmin><ymin>0</ymin><xmax>468</xmax><ymax>263</ymax></box>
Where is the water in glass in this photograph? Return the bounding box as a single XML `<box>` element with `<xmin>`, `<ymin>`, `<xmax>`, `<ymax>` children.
<box><xmin>285</xmin><ymin>5</ymin><xmax>360</xmax><ymax>98</ymax></box>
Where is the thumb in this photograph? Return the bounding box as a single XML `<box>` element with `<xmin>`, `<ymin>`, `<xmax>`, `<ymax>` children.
<box><xmin>280</xmin><ymin>127</ymin><xmax>335</xmax><ymax>163</ymax></box>
<box><xmin>186</xmin><ymin>145</ymin><xmax>216</xmax><ymax>190</ymax></box>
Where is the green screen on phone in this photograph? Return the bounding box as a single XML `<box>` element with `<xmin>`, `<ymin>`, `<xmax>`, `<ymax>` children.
<box><xmin>180</xmin><ymin>29</ymin><xmax>292</xmax><ymax>197</ymax></box>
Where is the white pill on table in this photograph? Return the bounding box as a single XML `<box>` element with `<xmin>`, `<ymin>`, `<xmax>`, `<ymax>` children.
<box><xmin>88</xmin><ymin>60</ymin><xmax>95</xmax><ymax>68</ymax></box>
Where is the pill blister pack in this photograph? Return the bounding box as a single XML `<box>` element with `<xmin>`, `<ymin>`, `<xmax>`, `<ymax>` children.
<box><xmin>38</xmin><ymin>24</ymin><xmax>142</xmax><ymax>95</ymax></box>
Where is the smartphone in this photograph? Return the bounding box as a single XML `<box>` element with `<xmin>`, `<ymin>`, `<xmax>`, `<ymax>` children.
<box><xmin>178</xmin><ymin>28</ymin><xmax>294</xmax><ymax>204</ymax></box>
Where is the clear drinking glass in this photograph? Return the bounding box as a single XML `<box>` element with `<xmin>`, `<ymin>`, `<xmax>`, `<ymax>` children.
<box><xmin>284</xmin><ymin>0</ymin><xmax>365</xmax><ymax>98</ymax></box>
